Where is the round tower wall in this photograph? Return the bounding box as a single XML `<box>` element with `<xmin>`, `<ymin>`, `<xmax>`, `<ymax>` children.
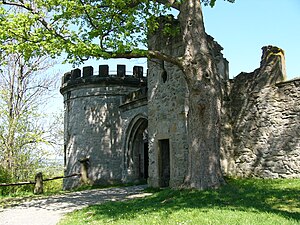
<box><xmin>61</xmin><ymin>65</ymin><xmax>147</xmax><ymax>189</ymax></box>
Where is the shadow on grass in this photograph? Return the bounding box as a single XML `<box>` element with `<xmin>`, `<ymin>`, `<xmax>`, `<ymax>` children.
<box><xmin>80</xmin><ymin>178</ymin><xmax>300</xmax><ymax>223</ymax></box>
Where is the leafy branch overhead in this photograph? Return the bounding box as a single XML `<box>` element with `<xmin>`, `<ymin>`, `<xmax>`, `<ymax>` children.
<box><xmin>0</xmin><ymin>0</ymin><xmax>234</xmax><ymax>64</ymax></box>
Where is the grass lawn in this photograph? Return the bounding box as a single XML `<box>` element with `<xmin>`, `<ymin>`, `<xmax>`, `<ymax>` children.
<box><xmin>59</xmin><ymin>178</ymin><xmax>300</xmax><ymax>225</ymax></box>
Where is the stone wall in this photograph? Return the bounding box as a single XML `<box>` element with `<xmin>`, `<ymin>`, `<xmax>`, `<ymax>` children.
<box><xmin>147</xmin><ymin>58</ymin><xmax>190</xmax><ymax>187</ymax></box>
<box><xmin>222</xmin><ymin>47</ymin><xmax>300</xmax><ymax>178</ymax></box>
<box><xmin>147</xmin><ymin>16</ymin><xmax>189</xmax><ymax>188</ymax></box>
<box><xmin>147</xmin><ymin>20</ymin><xmax>300</xmax><ymax>180</ymax></box>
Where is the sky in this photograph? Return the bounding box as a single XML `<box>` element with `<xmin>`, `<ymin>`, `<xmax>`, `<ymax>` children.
<box><xmin>58</xmin><ymin>0</ymin><xmax>300</xmax><ymax>80</ymax></box>
<box><xmin>202</xmin><ymin>0</ymin><xmax>300</xmax><ymax>79</ymax></box>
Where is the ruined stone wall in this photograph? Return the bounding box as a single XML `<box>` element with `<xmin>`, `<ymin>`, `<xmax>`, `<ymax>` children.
<box><xmin>231</xmin><ymin>80</ymin><xmax>300</xmax><ymax>178</ymax></box>
<box><xmin>61</xmin><ymin>67</ymin><xmax>147</xmax><ymax>189</ymax></box>
<box><xmin>147</xmin><ymin>17</ymin><xmax>188</xmax><ymax>187</ymax></box>
<box><xmin>225</xmin><ymin>46</ymin><xmax>300</xmax><ymax>178</ymax></box>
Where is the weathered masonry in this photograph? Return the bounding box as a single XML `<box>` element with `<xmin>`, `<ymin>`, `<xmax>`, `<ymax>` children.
<box><xmin>221</xmin><ymin>46</ymin><xmax>300</xmax><ymax>178</ymax></box>
<box><xmin>61</xmin><ymin>28</ymin><xmax>300</xmax><ymax>190</ymax></box>
<box><xmin>61</xmin><ymin>66</ymin><xmax>148</xmax><ymax>189</ymax></box>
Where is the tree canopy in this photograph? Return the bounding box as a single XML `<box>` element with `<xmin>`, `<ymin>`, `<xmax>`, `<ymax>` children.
<box><xmin>0</xmin><ymin>0</ymin><xmax>234</xmax><ymax>64</ymax></box>
<box><xmin>0</xmin><ymin>52</ymin><xmax>62</xmax><ymax>191</ymax></box>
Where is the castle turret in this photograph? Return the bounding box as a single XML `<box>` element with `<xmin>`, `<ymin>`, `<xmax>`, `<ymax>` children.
<box><xmin>61</xmin><ymin>65</ymin><xmax>147</xmax><ymax>189</ymax></box>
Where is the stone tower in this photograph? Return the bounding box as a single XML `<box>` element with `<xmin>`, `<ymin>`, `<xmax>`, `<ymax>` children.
<box><xmin>60</xmin><ymin>65</ymin><xmax>148</xmax><ymax>189</ymax></box>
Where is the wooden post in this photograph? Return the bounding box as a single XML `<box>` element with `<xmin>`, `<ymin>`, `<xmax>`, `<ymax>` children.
<box><xmin>79</xmin><ymin>158</ymin><xmax>90</xmax><ymax>184</ymax></box>
<box><xmin>34</xmin><ymin>172</ymin><xmax>43</xmax><ymax>194</ymax></box>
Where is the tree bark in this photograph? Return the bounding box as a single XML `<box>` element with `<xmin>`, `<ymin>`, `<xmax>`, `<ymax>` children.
<box><xmin>179</xmin><ymin>0</ymin><xmax>225</xmax><ymax>189</ymax></box>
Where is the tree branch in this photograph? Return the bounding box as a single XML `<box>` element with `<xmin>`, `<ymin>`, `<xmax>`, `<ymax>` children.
<box><xmin>78</xmin><ymin>0</ymin><xmax>99</xmax><ymax>30</ymax></box>
<box><xmin>2</xmin><ymin>0</ymin><xmax>72</xmax><ymax>43</ymax></box>
<box><xmin>103</xmin><ymin>50</ymin><xmax>183</xmax><ymax>69</ymax></box>
<box><xmin>149</xmin><ymin>50</ymin><xmax>183</xmax><ymax>69</ymax></box>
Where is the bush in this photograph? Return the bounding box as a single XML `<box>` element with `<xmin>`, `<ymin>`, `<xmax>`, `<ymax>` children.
<box><xmin>43</xmin><ymin>178</ymin><xmax>63</xmax><ymax>194</ymax></box>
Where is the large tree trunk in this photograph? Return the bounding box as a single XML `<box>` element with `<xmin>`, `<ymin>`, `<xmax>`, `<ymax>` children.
<box><xmin>179</xmin><ymin>0</ymin><xmax>225</xmax><ymax>189</ymax></box>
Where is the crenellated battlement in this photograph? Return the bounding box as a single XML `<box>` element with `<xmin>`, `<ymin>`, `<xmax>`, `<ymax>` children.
<box><xmin>60</xmin><ymin>64</ymin><xmax>147</xmax><ymax>94</ymax></box>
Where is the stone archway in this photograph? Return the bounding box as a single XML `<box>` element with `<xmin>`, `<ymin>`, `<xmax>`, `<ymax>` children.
<box><xmin>124</xmin><ymin>116</ymin><xmax>148</xmax><ymax>183</ymax></box>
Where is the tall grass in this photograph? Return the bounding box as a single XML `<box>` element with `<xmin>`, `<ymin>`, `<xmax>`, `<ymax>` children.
<box><xmin>59</xmin><ymin>178</ymin><xmax>300</xmax><ymax>225</ymax></box>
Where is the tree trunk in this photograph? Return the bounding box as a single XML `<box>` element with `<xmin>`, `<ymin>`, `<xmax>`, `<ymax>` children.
<box><xmin>6</xmin><ymin>69</ymin><xmax>15</xmax><ymax>176</ymax></box>
<box><xmin>179</xmin><ymin>0</ymin><xmax>225</xmax><ymax>189</ymax></box>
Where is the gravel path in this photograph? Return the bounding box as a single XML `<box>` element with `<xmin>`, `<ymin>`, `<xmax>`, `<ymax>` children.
<box><xmin>0</xmin><ymin>185</ymin><xmax>148</xmax><ymax>225</ymax></box>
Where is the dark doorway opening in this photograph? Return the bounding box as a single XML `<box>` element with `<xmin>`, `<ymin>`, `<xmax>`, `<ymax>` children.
<box><xmin>137</xmin><ymin>130</ymin><xmax>148</xmax><ymax>181</ymax></box>
<box><xmin>143</xmin><ymin>142</ymin><xmax>149</xmax><ymax>179</ymax></box>
<box><xmin>158</xmin><ymin>139</ymin><xmax>170</xmax><ymax>187</ymax></box>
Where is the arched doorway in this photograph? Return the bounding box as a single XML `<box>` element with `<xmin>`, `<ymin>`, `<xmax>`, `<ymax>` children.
<box><xmin>125</xmin><ymin>116</ymin><xmax>148</xmax><ymax>182</ymax></box>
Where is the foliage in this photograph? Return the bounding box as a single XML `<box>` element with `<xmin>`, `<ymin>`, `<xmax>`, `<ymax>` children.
<box><xmin>0</xmin><ymin>179</ymin><xmax>64</xmax><ymax>209</ymax></box>
<box><xmin>0</xmin><ymin>0</ymin><xmax>164</xmax><ymax>64</ymax></box>
<box><xmin>0</xmin><ymin>0</ymin><xmax>234</xmax><ymax>64</ymax></box>
<box><xmin>59</xmin><ymin>178</ymin><xmax>300</xmax><ymax>225</ymax></box>
<box><xmin>0</xmin><ymin>52</ymin><xmax>63</xmax><ymax>195</ymax></box>
<box><xmin>202</xmin><ymin>0</ymin><xmax>235</xmax><ymax>7</ymax></box>
<box><xmin>41</xmin><ymin>165</ymin><xmax>64</xmax><ymax>194</ymax></box>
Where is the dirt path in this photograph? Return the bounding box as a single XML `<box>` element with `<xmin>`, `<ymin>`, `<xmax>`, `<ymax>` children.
<box><xmin>0</xmin><ymin>185</ymin><xmax>148</xmax><ymax>225</ymax></box>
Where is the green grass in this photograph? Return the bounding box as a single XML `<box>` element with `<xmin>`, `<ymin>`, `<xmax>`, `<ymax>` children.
<box><xmin>59</xmin><ymin>178</ymin><xmax>300</xmax><ymax>225</ymax></box>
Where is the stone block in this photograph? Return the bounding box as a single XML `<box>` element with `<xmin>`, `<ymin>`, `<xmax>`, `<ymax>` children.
<box><xmin>117</xmin><ymin>64</ymin><xmax>126</xmax><ymax>77</ymax></box>
<box><xmin>63</xmin><ymin>72</ymin><xmax>71</xmax><ymax>83</ymax></box>
<box><xmin>133</xmin><ymin>66</ymin><xmax>143</xmax><ymax>78</ymax></box>
<box><xmin>71</xmin><ymin>69</ymin><xmax>81</xmax><ymax>80</ymax></box>
<box><xmin>83</xmin><ymin>66</ymin><xmax>94</xmax><ymax>78</ymax></box>
<box><xmin>99</xmin><ymin>65</ymin><xmax>109</xmax><ymax>77</ymax></box>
